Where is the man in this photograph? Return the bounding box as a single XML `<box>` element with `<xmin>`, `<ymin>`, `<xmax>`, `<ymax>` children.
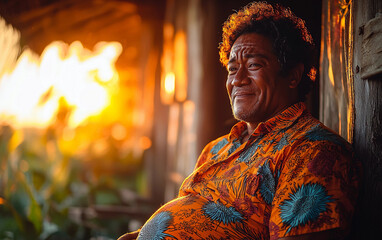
<box><xmin>119</xmin><ymin>2</ymin><xmax>359</xmax><ymax>239</ymax></box>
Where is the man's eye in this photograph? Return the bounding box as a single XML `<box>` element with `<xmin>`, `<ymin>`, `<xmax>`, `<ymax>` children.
<box><xmin>248</xmin><ymin>63</ymin><xmax>261</xmax><ymax>69</ymax></box>
<box><xmin>228</xmin><ymin>67</ymin><xmax>238</xmax><ymax>73</ymax></box>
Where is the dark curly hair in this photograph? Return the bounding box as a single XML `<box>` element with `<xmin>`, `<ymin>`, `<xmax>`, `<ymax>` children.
<box><xmin>219</xmin><ymin>1</ymin><xmax>316</xmax><ymax>101</ymax></box>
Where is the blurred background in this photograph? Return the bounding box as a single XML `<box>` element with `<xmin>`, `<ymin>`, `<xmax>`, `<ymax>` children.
<box><xmin>4</xmin><ymin>0</ymin><xmax>380</xmax><ymax>239</ymax></box>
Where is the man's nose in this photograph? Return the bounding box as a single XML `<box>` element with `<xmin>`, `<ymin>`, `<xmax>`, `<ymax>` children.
<box><xmin>231</xmin><ymin>66</ymin><xmax>250</xmax><ymax>86</ymax></box>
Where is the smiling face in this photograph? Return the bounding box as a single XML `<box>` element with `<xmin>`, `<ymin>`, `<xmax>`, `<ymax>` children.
<box><xmin>226</xmin><ymin>33</ymin><xmax>300</xmax><ymax>129</ymax></box>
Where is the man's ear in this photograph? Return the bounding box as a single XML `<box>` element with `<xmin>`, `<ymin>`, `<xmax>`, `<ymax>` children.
<box><xmin>289</xmin><ymin>63</ymin><xmax>304</xmax><ymax>88</ymax></box>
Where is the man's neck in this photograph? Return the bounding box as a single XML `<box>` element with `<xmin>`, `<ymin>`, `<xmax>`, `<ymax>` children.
<box><xmin>243</xmin><ymin>102</ymin><xmax>297</xmax><ymax>141</ymax></box>
<box><xmin>245</xmin><ymin>122</ymin><xmax>259</xmax><ymax>139</ymax></box>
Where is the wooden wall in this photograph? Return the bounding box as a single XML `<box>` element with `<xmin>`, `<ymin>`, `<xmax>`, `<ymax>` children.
<box><xmin>321</xmin><ymin>0</ymin><xmax>382</xmax><ymax>238</ymax></box>
<box><xmin>353</xmin><ymin>0</ymin><xmax>382</xmax><ymax>238</ymax></box>
<box><xmin>320</xmin><ymin>0</ymin><xmax>354</xmax><ymax>142</ymax></box>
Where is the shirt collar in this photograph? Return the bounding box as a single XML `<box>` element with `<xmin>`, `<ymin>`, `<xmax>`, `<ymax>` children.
<box><xmin>228</xmin><ymin>102</ymin><xmax>307</xmax><ymax>141</ymax></box>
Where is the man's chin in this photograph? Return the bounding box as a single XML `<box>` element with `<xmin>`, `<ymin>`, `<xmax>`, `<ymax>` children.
<box><xmin>233</xmin><ymin>111</ymin><xmax>255</xmax><ymax>123</ymax></box>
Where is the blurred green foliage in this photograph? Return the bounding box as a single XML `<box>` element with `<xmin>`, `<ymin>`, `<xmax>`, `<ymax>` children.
<box><xmin>0</xmin><ymin>113</ymin><xmax>150</xmax><ymax>239</ymax></box>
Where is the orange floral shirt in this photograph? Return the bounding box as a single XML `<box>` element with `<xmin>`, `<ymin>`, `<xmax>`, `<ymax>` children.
<box><xmin>137</xmin><ymin>102</ymin><xmax>360</xmax><ymax>240</ymax></box>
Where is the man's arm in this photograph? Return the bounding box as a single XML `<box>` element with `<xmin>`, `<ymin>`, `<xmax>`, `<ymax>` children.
<box><xmin>278</xmin><ymin>228</ymin><xmax>345</xmax><ymax>240</ymax></box>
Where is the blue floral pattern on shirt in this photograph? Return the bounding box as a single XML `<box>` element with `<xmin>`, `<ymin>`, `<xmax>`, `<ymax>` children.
<box><xmin>210</xmin><ymin>138</ymin><xmax>228</xmax><ymax>160</ymax></box>
<box><xmin>279</xmin><ymin>183</ymin><xmax>334</xmax><ymax>233</ymax></box>
<box><xmin>203</xmin><ymin>200</ymin><xmax>243</xmax><ymax>225</ymax></box>
<box><xmin>138</xmin><ymin>211</ymin><xmax>175</xmax><ymax>239</ymax></box>
<box><xmin>258</xmin><ymin>160</ymin><xmax>277</xmax><ymax>205</ymax></box>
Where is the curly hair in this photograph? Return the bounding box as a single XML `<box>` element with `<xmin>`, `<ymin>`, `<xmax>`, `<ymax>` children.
<box><xmin>219</xmin><ymin>1</ymin><xmax>316</xmax><ymax>101</ymax></box>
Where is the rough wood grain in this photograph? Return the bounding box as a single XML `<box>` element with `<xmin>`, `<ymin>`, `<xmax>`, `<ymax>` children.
<box><xmin>320</xmin><ymin>0</ymin><xmax>354</xmax><ymax>142</ymax></box>
<box><xmin>353</xmin><ymin>0</ymin><xmax>382</xmax><ymax>238</ymax></box>
<box><xmin>361</xmin><ymin>13</ymin><xmax>382</xmax><ymax>79</ymax></box>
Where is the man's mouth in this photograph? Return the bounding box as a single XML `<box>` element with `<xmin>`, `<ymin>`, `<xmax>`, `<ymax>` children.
<box><xmin>233</xmin><ymin>92</ymin><xmax>254</xmax><ymax>101</ymax></box>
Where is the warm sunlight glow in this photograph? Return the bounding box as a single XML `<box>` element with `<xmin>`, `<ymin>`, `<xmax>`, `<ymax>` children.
<box><xmin>174</xmin><ymin>31</ymin><xmax>187</xmax><ymax>102</ymax></box>
<box><xmin>111</xmin><ymin>123</ymin><xmax>127</xmax><ymax>140</ymax></box>
<box><xmin>160</xmin><ymin>23</ymin><xmax>175</xmax><ymax>105</ymax></box>
<box><xmin>139</xmin><ymin>136</ymin><xmax>152</xmax><ymax>150</ymax></box>
<box><xmin>0</xmin><ymin>18</ymin><xmax>19</xmax><ymax>77</ymax></box>
<box><xmin>164</xmin><ymin>72</ymin><xmax>175</xmax><ymax>95</ymax></box>
<box><xmin>0</xmin><ymin>40</ymin><xmax>122</xmax><ymax>128</ymax></box>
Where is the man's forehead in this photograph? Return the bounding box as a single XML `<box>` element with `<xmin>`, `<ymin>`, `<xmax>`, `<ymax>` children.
<box><xmin>231</xmin><ymin>43</ymin><xmax>259</xmax><ymax>50</ymax></box>
<box><xmin>229</xmin><ymin>43</ymin><xmax>261</xmax><ymax>60</ymax></box>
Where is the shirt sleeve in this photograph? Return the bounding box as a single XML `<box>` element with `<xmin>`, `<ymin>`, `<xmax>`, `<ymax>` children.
<box><xmin>194</xmin><ymin>142</ymin><xmax>213</xmax><ymax>169</ymax></box>
<box><xmin>194</xmin><ymin>136</ymin><xmax>228</xmax><ymax>169</ymax></box>
<box><xmin>268</xmin><ymin>139</ymin><xmax>360</xmax><ymax>239</ymax></box>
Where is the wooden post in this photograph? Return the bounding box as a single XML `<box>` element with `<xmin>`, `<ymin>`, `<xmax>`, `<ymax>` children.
<box><xmin>353</xmin><ymin>0</ymin><xmax>382</xmax><ymax>238</ymax></box>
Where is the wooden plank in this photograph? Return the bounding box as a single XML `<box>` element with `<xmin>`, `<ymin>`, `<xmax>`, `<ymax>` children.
<box><xmin>361</xmin><ymin>13</ymin><xmax>382</xmax><ymax>79</ymax></box>
<box><xmin>352</xmin><ymin>0</ymin><xmax>382</xmax><ymax>238</ymax></box>
<box><xmin>320</xmin><ymin>0</ymin><xmax>354</xmax><ymax>141</ymax></box>
<box><xmin>12</xmin><ymin>1</ymin><xmax>137</xmax><ymax>39</ymax></box>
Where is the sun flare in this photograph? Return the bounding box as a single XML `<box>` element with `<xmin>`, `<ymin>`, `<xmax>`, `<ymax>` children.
<box><xmin>0</xmin><ymin>34</ymin><xmax>122</xmax><ymax>128</ymax></box>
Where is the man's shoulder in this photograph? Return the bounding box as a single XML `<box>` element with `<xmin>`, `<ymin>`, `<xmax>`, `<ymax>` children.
<box><xmin>202</xmin><ymin>134</ymin><xmax>231</xmax><ymax>153</ymax></box>
<box><xmin>291</xmin><ymin>113</ymin><xmax>352</xmax><ymax>151</ymax></box>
